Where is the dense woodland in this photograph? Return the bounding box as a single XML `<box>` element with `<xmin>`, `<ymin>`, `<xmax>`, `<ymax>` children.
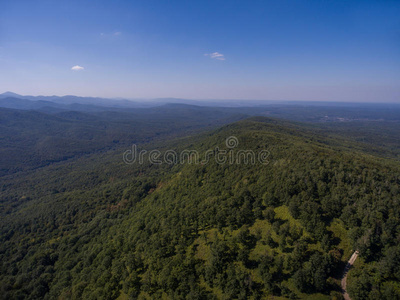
<box><xmin>1</xmin><ymin>104</ymin><xmax>400</xmax><ymax>299</ymax></box>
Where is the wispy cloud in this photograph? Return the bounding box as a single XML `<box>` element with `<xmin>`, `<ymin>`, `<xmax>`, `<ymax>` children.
<box><xmin>100</xmin><ymin>31</ymin><xmax>122</xmax><ymax>37</ymax></box>
<box><xmin>205</xmin><ymin>52</ymin><xmax>226</xmax><ymax>60</ymax></box>
<box><xmin>71</xmin><ymin>65</ymin><xmax>84</xmax><ymax>71</ymax></box>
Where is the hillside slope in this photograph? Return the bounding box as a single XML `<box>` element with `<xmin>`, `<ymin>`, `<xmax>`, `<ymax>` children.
<box><xmin>0</xmin><ymin>105</ymin><xmax>251</xmax><ymax>176</ymax></box>
<box><xmin>1</xmin><ymin>117</ymin><xmax>400</xmax><ymax>299</ymax></box>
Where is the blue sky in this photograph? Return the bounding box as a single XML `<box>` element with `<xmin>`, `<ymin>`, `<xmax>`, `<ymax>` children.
<box><xmin>0</xmin><ymin>0</ymin><xmax>399</xmax><ymax>102</ymax></box>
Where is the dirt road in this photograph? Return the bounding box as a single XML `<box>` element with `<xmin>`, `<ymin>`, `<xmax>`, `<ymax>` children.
<box><xmin>341</xmin><ymin>251</ymin><xmax>359</xmax><ymax>300</ymax></box>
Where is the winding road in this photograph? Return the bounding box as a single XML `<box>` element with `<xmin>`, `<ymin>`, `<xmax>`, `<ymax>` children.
<box><xmin>341</xmin><ymin>251</ymin><xmax>359</xmax><ymax>300</ymax></box>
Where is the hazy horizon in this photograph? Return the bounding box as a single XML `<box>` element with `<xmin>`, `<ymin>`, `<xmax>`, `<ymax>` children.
<box><xmin>3</xmin><ymin>90</ymin><xmax>400</xmax><ymax>105</ymax></box>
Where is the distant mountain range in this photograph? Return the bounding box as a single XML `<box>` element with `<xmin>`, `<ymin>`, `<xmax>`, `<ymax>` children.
<box><xmin>2</xmin><ymin>91</ymin><xmax>400</xmax><ymax>110</ymax></box>
<box><xmin>1</xmin><ymin>91</ymin><xmax>400</xmax><ymax>121</ymax></box>
<box><xmin>0</xmin><ymin>91</ymin><xmax>291</xmax><ymax>110</ymax></box>
<box><xmin>0</xmin><ymin>92</ymin><xmax>154</xmax><ymax>110</ymax></box>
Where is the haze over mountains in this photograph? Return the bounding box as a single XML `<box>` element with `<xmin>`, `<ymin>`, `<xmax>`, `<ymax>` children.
<box><xmin>0</xmin><ymin>91</ymin><xmax>274</xmax><ymax>109</ymax></box>
<box><xmin>1</xmin><ymin>92</ymin><xmax>400</xmax><ymax>179</ymax></box>
<box><xmin>2</xmin><ymin>92</ymin><xmax>400</xmax><ymax>111</ymax></box>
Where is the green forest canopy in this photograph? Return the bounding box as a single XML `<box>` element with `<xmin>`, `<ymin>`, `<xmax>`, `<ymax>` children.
<box><xmin>1</xmin><ymin>116</ymin><xmax>400</xmax><ymax>300</ymax></box>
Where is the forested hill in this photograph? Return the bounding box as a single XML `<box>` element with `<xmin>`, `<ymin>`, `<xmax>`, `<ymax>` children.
<box><xmin>1</xmin><ymin>117</ymin><xmax>400</xmax><ymax>299</ymax></box>
<box><xmin>0</xmin><ymin>105</ymin><xmax>250</xmax><ymax>176</ymax></box>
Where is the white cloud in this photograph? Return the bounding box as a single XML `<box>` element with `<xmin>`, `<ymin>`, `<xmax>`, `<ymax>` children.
<box><xmin>71</xmin><ymin>65</ymin><xmax>84</xmax><ymax>71</ymax></box>
<box><xmin>205</xmin><ymin>52</ymin><xmax>226</xmax><ymax>60</ymax></box>
<box><xmin>100</xmin><ymin>31</ymin><xmax>122</xmax><ymax>37</ymax></box>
